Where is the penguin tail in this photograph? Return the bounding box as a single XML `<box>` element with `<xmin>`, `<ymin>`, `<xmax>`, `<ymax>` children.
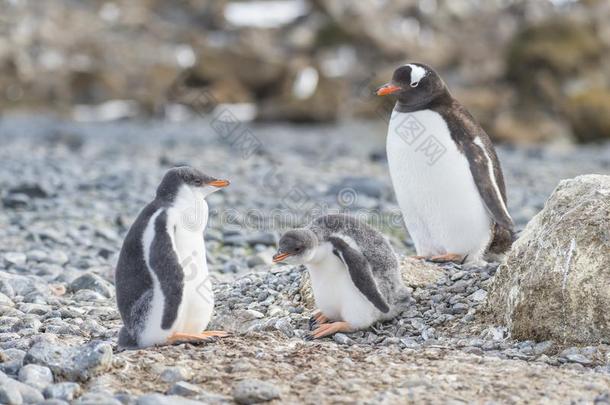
<box><xmin>118</xmin><ymin>326</ymin><xmax>139</xmax><ymax>350</ymax></box>
<box><xmin>488</xmin><ymin>224</ymin><xmax>514</xmax><ymax>255</ymax></box>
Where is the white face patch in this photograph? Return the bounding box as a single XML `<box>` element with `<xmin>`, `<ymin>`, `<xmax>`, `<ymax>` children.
<box><xmin>405</xmin><ymin>64</ymin><xmax>426</xmax><ymax>87</ymax></box>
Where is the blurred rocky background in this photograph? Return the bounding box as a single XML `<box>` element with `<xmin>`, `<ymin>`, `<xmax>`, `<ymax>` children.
<box><xmin>1</xmin><ymin>0</ymin><xmax>610</xmax><ymax>143</ymax></box>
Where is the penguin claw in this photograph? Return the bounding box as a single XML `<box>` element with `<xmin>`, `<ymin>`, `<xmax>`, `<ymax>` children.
<box><xmin>304</xmin><ymin>333</ymin><xmax>314</xmax><ymax>341</ymax></box>
<box><xmin>309</xmin><ymin>310</ymin><xmax>330</xmax><ymax>330</ymax></box>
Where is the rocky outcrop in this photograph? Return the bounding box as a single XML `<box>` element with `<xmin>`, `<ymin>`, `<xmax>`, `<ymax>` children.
<box><xmin>486</xmin><ymin>175</ymin><xmax>610</xmax><ymax>344</ymax></box>
<box><xmin>3</xmin><ymin>0</ymin><xmax>610</xmax><ymax>135</ymax></box>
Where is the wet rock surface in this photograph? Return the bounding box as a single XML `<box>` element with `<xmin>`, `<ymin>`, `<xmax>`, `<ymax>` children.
<box><xmin>0</xmin><ymin>117</ymin><xmax>609</xmax><ymax>402</ymax></box>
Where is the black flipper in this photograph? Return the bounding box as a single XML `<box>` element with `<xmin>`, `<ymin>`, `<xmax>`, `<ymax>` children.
<box><xmin>328</xmin><ymin>236</ymin><xmax>390</xmax><ymax>313</ymax></box>
<box><xmin>461</xmin><ymin>138</ymin><xmax>514</xmax><ymax>230</ymax></box>
<box><xmin>149</xmin><ymin>210</ymin><xmax>184</xmax><ymax>330</ymax></box>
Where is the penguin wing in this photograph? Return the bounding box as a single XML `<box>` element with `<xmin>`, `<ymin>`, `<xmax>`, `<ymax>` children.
<box><xmin>462</xmin><ymin>136</ymin><xmax>514</xmax><ymax>230</ymax></box>
<box><xmin>328</xmin><ymin>236</ymin><xmax>390</xmax><ymax>313</ymax></box>
<box><xmin>149</xmin><ymin>209</ymin><xmax>184</xmax><ymax>330</ymax></box>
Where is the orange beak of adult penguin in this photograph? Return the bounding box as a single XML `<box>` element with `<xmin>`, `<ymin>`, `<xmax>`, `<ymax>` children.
<box><xmin>272</xmin><ymin>252</ymin><xmax>291</xmax><ymax>263</ymax></box>
<box><xmin>208</xmin><ymin>179</ymin><xmax>230</xmax><ymax>188</ymax></box>
<box><xmin>376</xmin><ymin>83</ymin><xmax>401</xmax><ymax>96</ymax></box>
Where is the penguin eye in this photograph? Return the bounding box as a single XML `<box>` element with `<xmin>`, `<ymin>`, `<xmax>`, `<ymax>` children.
<box><xmin>193</xmin><ymin>179</ymin><xmax>202</xmax><ymax>186</ymax></box>
<box><xmin>295</xmin><ymin>247</ymin><xmax>302</xmax><ymax>253</ymax></box>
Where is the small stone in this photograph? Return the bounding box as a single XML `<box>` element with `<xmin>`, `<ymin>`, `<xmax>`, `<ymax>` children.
<box><xmin>533</xmin><ymin>341</ymin><xmax>554</xmax><ymax>355</ymax></box>
<box><xmin>2</xmin><ymin>194</ymin><xmax>29</xmax><ymax>209</ymax></box>
<box><xmin>0</xmin><ymin>348</ymin><xmax>26</xmax><ymax>374</ymax></box>
<box><xmin>562</xmin><ymin>352</ymin><xmax>592</xmax><ymax>365</ymax></box>
<box><xmin>43</xmin><ymin>382</ymin><xmax>81</xmax><ymax>401</ymax></box>
<box><xmin>327</xmin><ymin>176</ymin><xmax>387</xmax><ymax>199</ymax></box>
<box><xmin>480</xmin><ymin>326</ymin><xmax>507</xmax><ymax>341</ymax></box>
<box><xmin>3</xmin><ymin>253</ymin><xmax>27</xmax><ymax>267</ymax></box>
<box><xmin>0</xmin><ymin>377</ymin><xmax>44</xmax><ymax>403</ymax></box>
<box><xmin>333</xmin><ymin>333</ymin><xmax>353</xmax><ymax>345</ymax></box>
<box><xmin>244</xmin><ymin>232</ymin><xmax>277</xmax><ymax>246</ymax></box>
<box><xmin>232</xmin><ymin>379</ymin><xmax>281</xmax><ymax>404</ymax></box>
<box><xmin>18</xmin><ymin>364</ymin><xmax>54</xmax><ymax>390</ymax></box>
<box><xmin>222</xmin><ymin>260</ymin><xmax>241</xmax><ymax>273</ymax></box>
<box><xmin>69</xmin><ymin>274</ymin><xmax>113</xmax><ymax>298</ymax></box>
<box><xmin>272</xmin><ymin>318</ymin><xmax>293</xmax><ymax>337</ymax></box>
<box><xmin>452</xmin><ymin>303</ymin><xmax>469</xmax><ymax>313</ymax></box>
<box><xmin>166</xmin><ymin>381</ymin><xmax>201</xmax><ymax>396</ymax></box>
<box><xmin>223</xmin><ymin>234</ymin><xmax>247</xmax><ymax>246</ymax></box>
<box><xmin>73</xmin><ymin>392</ymin><xmax>123</xmax><ymax>405</ymax></box>
<box><xmin>0</xmin><ymin>384</ymin><xmax>23</xmax><ymax>405</ymax></box>
<box><xmin>73</xmin><ymin>290</ymin><xmax>106</xmax><ymax>301</ymax></box>
<box><xmin>468</xmin><ymin>289</ymin><xmax>487</xmax><ymax>302</ymax></box>
<box><xmin>8</xmin><ymin>183</ymin><xmax>49</xmax><ymax>198</ymax></box>
<box><xmin>450</xmin><ymin>271</ymin><xmax>466</xmax><ymax>281</ymax></box>
<box><xmin>136</xmin><ymin>393</ymin><xmax>204</xmax><ymax>405</ymax></box>
<box><xmin>46</xmin><ymin>251</ymin><xmax>69</xmax><ymax>266</ymax></box>
<box><xmin>159</xmin><ymin>366</ymin><xmax>191</xmax><ymax>383</ymax></box>
<box><xmin>246</xmin><ymin>251</ymin><xmax>273</xmax><ymax>268</ymax></box>
<box><xmin>26</xmin><ymin>250</ymin><xmax>48</xmax><ymax>262</ymax></box>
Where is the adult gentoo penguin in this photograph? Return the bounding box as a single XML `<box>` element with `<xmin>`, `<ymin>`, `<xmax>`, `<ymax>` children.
<box><xmin>376</xmin><ymin>63</ymin><xmax>514</xmax><ymax>263</ymax></box>
<box><xmin>272</xmin><ymin>214</ymin><xmax>411</xmax><ymax>339</ymax></box>
<box><xmin>115</xmin><ymin>166</ymin><xmax>230</xmax><ymax>348</ymax></box>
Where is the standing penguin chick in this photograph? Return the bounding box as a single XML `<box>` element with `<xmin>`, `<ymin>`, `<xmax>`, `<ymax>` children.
<box><xmin>273</xmin><ymin>214</ymin><xmax>410</xmax><ymax>339</ymax></box>
<box><xmin>115</xmin><ymin>166</ymin><xmax>230</xmax><ymax>349</ymax></box>
<box><xmin>377</xmin><ymin>63</ymin><xmax>514</xmax><ymax>263</ymax></box>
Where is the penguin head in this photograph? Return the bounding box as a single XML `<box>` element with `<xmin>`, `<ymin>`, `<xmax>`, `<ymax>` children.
<box><xmin>376</xmin><ymin>63</ymin><xmax>446</xmax><ymax>109</ymax></box>
<box><xmin>156</xmin><ymin>166</ymin><xmax>230</xmax><ymax>201</ymax></box>
<box><xmin>273</xmin><ymin>229</ymin><xmax>318</xmax><ymax>265</ymax></box>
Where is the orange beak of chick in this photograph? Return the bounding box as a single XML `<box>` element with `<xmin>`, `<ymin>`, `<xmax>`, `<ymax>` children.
<box><xmin>376</xmin><ymin>83</ymin><xmax>401</xmax><ymax>96</ymax></box>
<box><xmin>272</xmin><ymin>252</ymin><xmax>291</xmax><ymax>263</ymax></box>
<box><xmin>208</xmin><ymin>179</ymin><xmax>230</xmax><ymax>188</ymax></box>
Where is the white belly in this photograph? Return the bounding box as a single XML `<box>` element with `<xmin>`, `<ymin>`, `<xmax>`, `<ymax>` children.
<box><xmin>170</xmin><ymin>206</ymin><xmax>214</xmax><ymax>334</ymax></box>
<box><xmin>386</xmin><ymin>109</ymin><xmax>491</xmax><ymax>260</ymax></box>
<box><xmin>307</xmin><ymin>244</ymin><xmax>380</xmax><ymax>329</ymax></box>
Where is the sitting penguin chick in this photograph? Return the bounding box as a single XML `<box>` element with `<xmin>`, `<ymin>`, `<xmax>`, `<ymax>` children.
<box><xmin>273</xmin><ymin>214</ymin><xmax>411</xmax><ymax>339</ymax></box>
<box><xmin>115</xmin><ymin>166</ymin><xmax>230</xmax><ymax>349</ymax></box>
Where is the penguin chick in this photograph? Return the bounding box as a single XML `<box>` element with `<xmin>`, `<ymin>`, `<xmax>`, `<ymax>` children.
<box><xmin>273</xmin><ymin>214</ymin><xmax>411</xmax><ymax>339</ymax></box>
<box><xmin>377</xmin><ymin>62</ymin><xmax>514</xmax><ymax>263</ymax></box>
<box><xmin>115</xmin><ymin>166</ymin><xmax>230</xmax><ymax>349</ymax></box>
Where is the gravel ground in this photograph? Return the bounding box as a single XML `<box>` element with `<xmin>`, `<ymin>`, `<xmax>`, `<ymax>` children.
<box><xmin>1</xmin><ymin>115</ymin><xmax>610</xmax><ymax>404</ymax></box>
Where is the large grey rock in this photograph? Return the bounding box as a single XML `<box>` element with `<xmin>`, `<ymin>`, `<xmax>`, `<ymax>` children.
<box><xmin>486</xmin><ymin>175</ymin><xmax>610</xmax><ymax>344</ymax></box>
<box><xmin>24</xmin><ymin>341</ymin><xmax>113</xmax><ymax>382</ymax></box>
<box><xmin>232</xmin><ymin>379</ymin><xmax>281</xmax><ymax>404</ymax></box>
